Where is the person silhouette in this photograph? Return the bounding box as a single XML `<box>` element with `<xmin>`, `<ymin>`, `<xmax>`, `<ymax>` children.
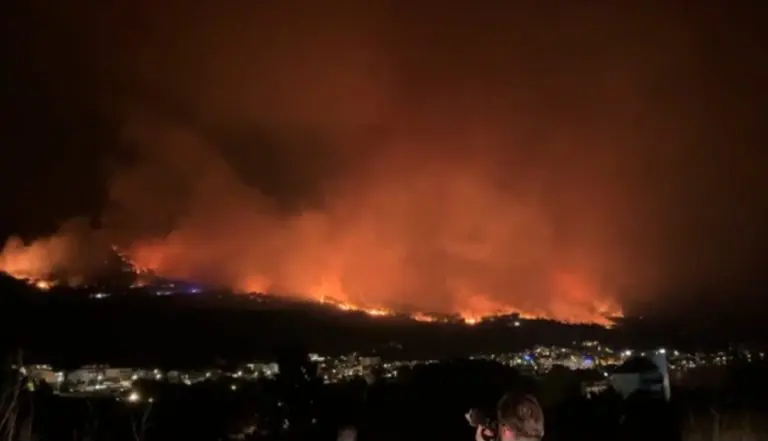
<box><xmin>467</xmin><ymin>391</ymin><xmax>544</xmax><ymax>441</ymax></box>
<box><xmin>496</xmin><ymin>392</ymin><xmax>545</xmax><ymax>441</ymax></box>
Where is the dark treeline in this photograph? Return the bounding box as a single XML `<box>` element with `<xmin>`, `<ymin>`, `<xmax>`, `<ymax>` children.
<box><xmin>2</xmin><ymin>274</ymin><xmax>766</xmax><ymax>368</ymax></box>
<box><xmin>4</xmin><ymin>350</ymin><xmax>768</xmax><ymax>441</ymax></box>
<box><xmin>4</xmin><ymin>273</ymin><xmax>768</xmax><ymax>440</ymax></box>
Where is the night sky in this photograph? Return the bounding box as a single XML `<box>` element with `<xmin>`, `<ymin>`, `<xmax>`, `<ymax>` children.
<box><xmin>2</xmin><ymin>1</ymin><xmax>767</xmax><ymax>321</ymax></box>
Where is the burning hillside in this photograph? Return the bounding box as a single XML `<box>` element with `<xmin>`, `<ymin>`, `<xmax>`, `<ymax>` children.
<box><xmin>9</xmin><ymin>2</ymin><xmax>731</xmax><ymax>329</ymax></box>
<box><xmin>0</xmin><ymin>233</ymin><xmax>622</xmax><ymax>327</ymax></box>
<box><xmin>0</xmin><ymin>122</ymin><xmax>625</xmax><ymax>328</ymax></box>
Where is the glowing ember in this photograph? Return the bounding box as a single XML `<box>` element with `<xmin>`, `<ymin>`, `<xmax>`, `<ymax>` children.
<box><xmin>34</xmin><ymin>280</ymin><xmax>53</xmax><ymax>291</ymax></box>
<box><xmin>411</xmin><ymin>312</ymin><xmax>438</xmax><ymax>323</ymax></box>
<box><xmin>317</xmin><ymin>296</ymin><xmax>393</xmax><ymax>318</ymax></box>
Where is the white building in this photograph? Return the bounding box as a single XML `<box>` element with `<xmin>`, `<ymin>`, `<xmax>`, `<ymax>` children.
<box><xmin>26</xmin><ymin>365</ymin><xmax>61</xmax><ymax>385</ymax></box>
<box><xmin>610</xmin><ymin>352</ymin><xmax>670</xmax><ymax>401</ymax></box>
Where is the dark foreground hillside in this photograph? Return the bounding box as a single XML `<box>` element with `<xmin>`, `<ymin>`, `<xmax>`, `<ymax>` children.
<box><xmin>0</xmin><ymin>275</ymin><xmax>617</xmax><ymax>366</ymax></box>
<box><xmin>3</xmin><ymin>273</ymin><xmax>766</xmax><ymax>367</ymax></box>
<box><xmin>3</xmin><ymin>354</ymin><xmax>768</xmax><ymax>441</ymax></box>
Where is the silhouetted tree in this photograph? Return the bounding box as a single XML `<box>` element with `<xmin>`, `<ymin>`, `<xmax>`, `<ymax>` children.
<box><xmin>273</xmin><ymin>344</ymin><xmax>321</xmax><ymax>439</ymax></box>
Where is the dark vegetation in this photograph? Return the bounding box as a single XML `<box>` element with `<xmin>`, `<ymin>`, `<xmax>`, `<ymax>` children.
<box><xmin>3</xmin><ymin>273</ymin><xmax>768</xmax><ymax>441</ymax></box>
<box><xmin>2</xmin><ymin>272</ymin><xmax>764</xmax><ymax>368</ymax></box>
<box><xmin>2</xmin><ymin>353</ymin><xmax>768</xmax><ymax>441</ymax></box>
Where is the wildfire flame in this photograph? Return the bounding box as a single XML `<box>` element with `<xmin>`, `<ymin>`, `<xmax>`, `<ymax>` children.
<box><xmin>33</xmin><ymin>280</ymin><xmax>53</xmax><ymax>291</ymax></box>
<box><xmin>0</xmin><ymin>238</ymin><xmax>622</xmax><ymax>327</ymax></box>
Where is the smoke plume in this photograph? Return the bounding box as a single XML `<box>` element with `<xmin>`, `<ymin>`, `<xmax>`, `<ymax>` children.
<box><xmin>2</xmin><ymin>1</ymin><xmax>767</xmax><ymax>321</ymax></box>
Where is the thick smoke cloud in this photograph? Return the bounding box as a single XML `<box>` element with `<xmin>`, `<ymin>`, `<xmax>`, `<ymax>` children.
<box><xmin>2</xmin><ymin>1</ymin><xmax>767</xmax><ymax>320</ymax></box>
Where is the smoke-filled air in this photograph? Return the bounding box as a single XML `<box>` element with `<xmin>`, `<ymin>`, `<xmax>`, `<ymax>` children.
<box><xmin>2</xmin><ymin>2</ymin><xmax>767</xmax><ymax>325</ymax></box>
